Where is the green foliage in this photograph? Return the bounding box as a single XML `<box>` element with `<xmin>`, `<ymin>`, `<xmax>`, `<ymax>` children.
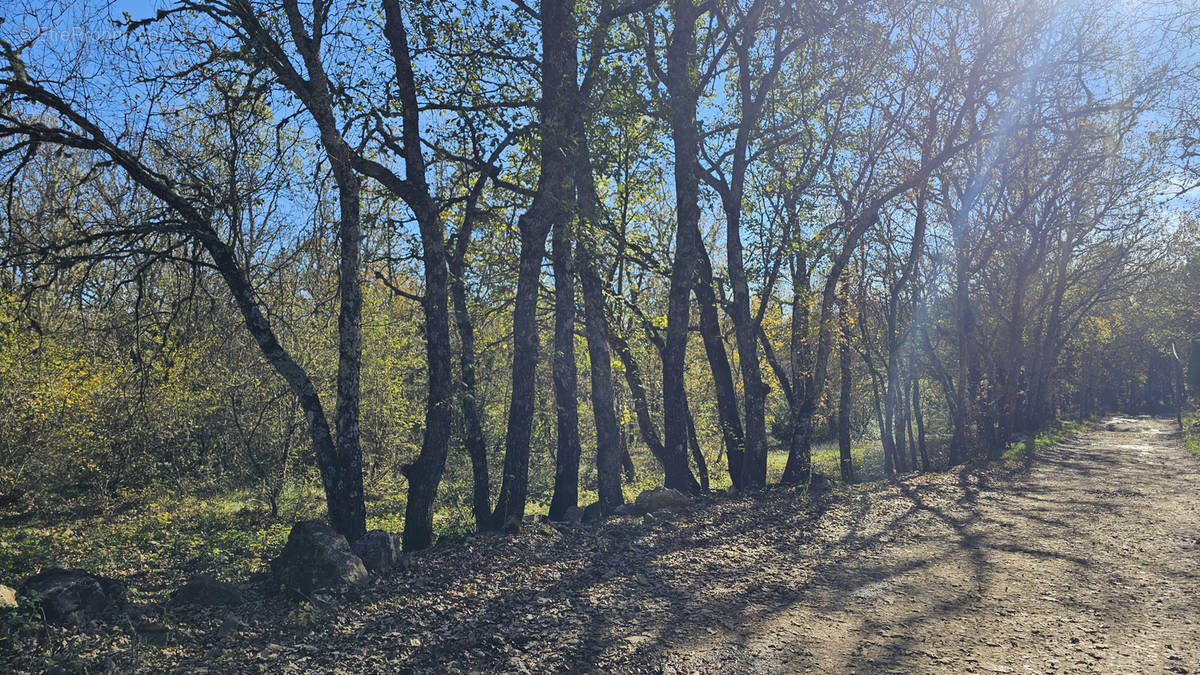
<box><xmin>1182</xmin><ymin>413</ymin><xmax>1200</xmax><ymax>459</ymax></box>
<box><xmin>1000</xmin><ymin>419</ymin><xmax>1091</xmax><ymax>463</ymax></box>
<box><xmin>0</xmin><ymin>491</ymin><xmax>305</xmax><ymax>586</ymax></box>
<box><xmin>0</xmin><ymin>296</ymin><xmax>111</xmax><ymax>496</ymax></box>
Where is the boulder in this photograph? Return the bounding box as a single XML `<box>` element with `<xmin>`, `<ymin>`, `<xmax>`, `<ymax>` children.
<box><xmin>349</xmin><ymin>530</ymin><xmax>404</xmax><ymax>575</ymax></box>
<box><xmin>270</xmin><ymin>521</ymin><xmax>368</xmax><ymax>597</ymax></box>
<box><xmin>561</xmin><ymin>505</ymin><xmax>584</xmax><ymax>524</ymax></box>
<box><xmin>581</xmin><ymin>502</ymin><xmax>605</xmax><ymax>524</ymax></box>
<box><xmin>0</xmin><ymin>583</ymin><xmax>17</xmax><ymax>609</ymax></box>
<box><xmin>808</xmin><ymin>473</ymin><xmax>832</xmax><ymax>495</ymax></box>
<box><xmin>171</xmin><ymin>574</ymin><xmax>244</xmax><ymax>607</ymax></box>
<box><xmin>632</xmin><ymin>488</ymin><xmax>691</xmax><ymax>515</ymax></box>
<box><xmin>19</xmin><ymin>568</ymin><xmax>126</xmax><ymax>626</ymax></box>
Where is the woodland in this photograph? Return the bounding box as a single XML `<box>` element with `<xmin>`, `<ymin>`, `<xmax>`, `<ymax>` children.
<box><xmin>1</xmin><ymin>0</ymin><xmax>1200</xmax><ymax>671</ymax></box>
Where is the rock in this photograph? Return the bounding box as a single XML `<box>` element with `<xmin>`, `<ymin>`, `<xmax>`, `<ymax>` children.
<box><xmin>562</xmin><ymin>505</ymin><xmax>584</xmax><ymax>524</ymax></box>
<box><xmin>632</xmin><ymin>487</ymin><xmax>691</xmax><ymax>515</ymax></box>
<box><xmin>270</xmin><ymin>521</ymin><xmax>368</xmax><ymax>597</ymax></box>
<box><xmin>611</xmin><ymin>503</ymin><xmax>634</xmax><ymax>517</ymax></box>
<box><xmin>582</xmin><ymin>502</ymin><xmax>605</xmax><ymax>524</ymax></box>
<box><xmin>0</xmin><ymin>583</ymin><xmax>16</xmax><ymax>609</ymax></box>
<box><xmin>19</xmin><ymin>568</ymin><xmax>126</xmax><ymax>626</ymax></box>
<box><xmin>350</xmin><ymin>530</ymin><xmax>404</xmax><ymax>575</ymax></box>
<box><xmin>216</xmin><ymin>613</ymin><xmax>245</xmax><ymax>639</ymax></box>
<box><xmin>136</xmin><ymin>620</ymin><xmax>171</xmax><ymax>645</ymax></box>
<box><xmin>808</xmin><ymin>473</ymin><xmax>832</xmax><ymax>495</ymax></box>
<box><xmin>171</xmin><ymin>574</ymin><xmax>244</xmax><ymax>607</ymax></box>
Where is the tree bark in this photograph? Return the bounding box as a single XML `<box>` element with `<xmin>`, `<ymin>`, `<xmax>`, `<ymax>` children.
<box><xmin>379</xmin><ymin>2</ymin><xmax>455</xmax><ymax>550</ymax></box>
<box><xmin>448</xmin><ymin>231</ymin><xmax>491</xmax><ymax>530</ymax></box>
<box><xmin>722</xmin><ymin>191</ymin><xmax>768</xmax><ymax>492</ymax></box>
<box><xmin>781</xmin><ymin>249</ymin><xmax>813</xmax><ymax>485</ymax></box>
<box><xmin>221</xmin><ymin>0</ymin><xmax>372</xmax><ymax>541</ymax></box>
<box><xmin>570</xmin><ymin>14</ymin><xmax>626</xmax><ymax>516</ymax></box>
<box><xmin>913</xmin><ymin>377</ymin><xmax>929</xmax><ymax>472</ymax></box>
<box><xmin>837</xmin><ymin>275</ymin><xmax>855</xmax><ymax>483</ymax></box>
<box><xmin>609</xmin><ymin>323</ymin><xmax>669</xmax><ymax>465</ymax></box>
<box><xmin>660</xmin><ymin>0</ymin><xmax>705</xmax><ymax>494</ymax></box>
<box><xmin>685</xmin><ymin>398</ymin><xmax>710</xmax><ymax>492</ymax></box>
<box><xmin>695</xmin><ymin>253</ymin><xmax>745</xmax><ymax>488</ymax></box>
<box><xmin>576</xmin><ymin>223</ymin><xmax>625</xmax><ymax>514</ymax></box>
<box><xmin>491</xmin><ymin>0</ymin><xmax>577</xmax><ymax>529</ymax></box>
<box><xmin>330</xmin><ymin>164</ymin><xmax>367</xmax><ymax>542</ymax></box>
<box><xmin>548</xmin><ymin>217</ymin><xmax>583</xmax><ymax>521</ymax></box>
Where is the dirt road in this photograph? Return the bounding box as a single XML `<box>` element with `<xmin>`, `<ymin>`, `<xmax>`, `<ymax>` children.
<box><xmin>651</xmin><ymin>416</ymin><xmax>1200</xmax><ymax>673</ymax></box>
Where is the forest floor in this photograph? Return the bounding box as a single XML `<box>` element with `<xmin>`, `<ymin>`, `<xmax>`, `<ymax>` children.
<box><xmin>4</xmin><ymin>416</ymin><xmax>1200</xmax><ymax>673</ymax></box>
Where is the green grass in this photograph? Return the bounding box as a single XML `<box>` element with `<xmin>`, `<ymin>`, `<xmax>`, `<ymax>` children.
<box><xmin>0</xmin><ymin>490</ymin><xmax>297</xmax><ymax>593</ymax></box>
<box><xmin>0</xmin><ymin>477</ymin><xmax>451</xmax><ymax>590</ymax></box>
<box><xmin>1000</xmin><ymin>419</ymin><xmax>1090</xmax><ymax>463</ymax></box>
<box><xmin>0</xmin><ymin>420</ymin><xmax>1085</xmax><ymax>598</ymax></box>
<box><xmin>0</xmin><ymin>436</ymin><xmax>898</xmax><ymax>592</ymax></box>
<box><xmin>1182</xmin><ymin>412</ymin><xmax>1200</xmax><ymax>459</ymax></box>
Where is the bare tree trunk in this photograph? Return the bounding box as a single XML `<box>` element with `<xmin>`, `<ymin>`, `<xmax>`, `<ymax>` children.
<box><xmin>695</xmin><ymin>253</ymin><xmax>745</xmax><ymax>488</ymax></box>
<box><xmin>492</xmin><ymin>0</ymin><xmax>577</xmax><ymax>529</ymax></box>
<box><xmin>913</xmin><ymin>377</ymin><xmax>929</xmax><ymax>472</ymax></box>
<box><xmin>448</xmin><ymin>235</ymin><xmax>490</xmax><ymax>530</ymax></box>
<box><xmin>570</xmin><ymin>73</ymin><xmax>626</xmax><ymax>514</ymax></box>
<box><xmin>492</xmin><ymin>215</ymin><xmax>552</xmax><ymax>529</ymax></box>
<box><xmin>838</xmin><ymin>298</ymin><xmax>855</xmax><ymax>483</ymax></box>
<box><xmin>548</xmin><ymin>218</ymin><xmax>583</xmax><ymax>521</ymax></box>
<box><xmin>207</xmin><ymin>230</ymin><xmax>363</xmax><ymax>539</ymax></box>
<box><xmin>685</xmin><ymin>400</ymin><xmax>710</xmax><ymax>492</ymax></box>
<box><xmin>213</xmin><ymin>0</ymin><xmax>374</xmax><ymax>541</ymax></box>
<box><xmin>722</xmin><ymin>197</ymin><xmax>769</xmax><ymax>492</ymax></box>
<box><xmin>660</xmin><ymin>0</ymin><xmax>705</xmax><ymax>494</ymax></box>
<box><xmin>580</xmin><ymin>239</ymin><xmax>625</xmax><ymax>513</ymax></box>
<box><xmin>872</xmin><ymin>373</ymin><xmax>894</xmax><ymax>477</ymax></box>
<box><xmin>609</xmin><ymin>324</ymin><xmax>669</xmax><ymax>465</ymax></box>
<box><xmin>330</xmin><ymin>165</ymin><xmax>367</xmax><ymax>542</ymax></box>
<box><xmin>379</xmin><ymin>3</ymin><xmax>455</xmax><ymax>550</ymax></box>
<box><xmin>619</xmin><ymin>431</ymin><xmax>636</xmax><ymax>483</ymax></box>
<box><xmin>904</xmin><ymin>380</ymin><xmax>918</xmax><ymax>471</ymax></box>
<box><xmin>889</xmin><ymin>366</ymin><xmax>908</xmax><ymax>474</ymax></box>
<box><xmin>782</xmin><ymin>249</ymin><xmax>813</xmax><ymax>485</ymax></box>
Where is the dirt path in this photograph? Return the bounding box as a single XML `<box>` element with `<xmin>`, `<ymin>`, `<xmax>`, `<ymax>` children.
<box><xmin>72</xmin><ymin>417</ymin><xmax>1198</xmax><ymax>673</ymax></box>
<box><xmin>651</xmin><ymin>416</ymin><xmax>1200</xmax><ymax>674</ymax></box>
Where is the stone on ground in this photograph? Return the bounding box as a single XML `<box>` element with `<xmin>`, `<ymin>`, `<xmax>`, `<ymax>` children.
<box><xmin>171</xmin><ymin>574</ymin><xmax>244</xmax><ymax>607</ymax></box>
<box><xmin>582</xmin><ymin>502</ymin><xmax>605</xmax><ymax>524</ymax></box>
<box><xmin>560</xmin><ymin>505</ymin><xmax>584</xmax><ymax>524</ymax></box>
<box><xmin>349</xmin><ymin>530</ymin><xmax>404</xmax><ymax>575</ymax></box>
<box><xmin>270</xmin><ymin>521</ymin><xmax>368</xmax><ymax>597</ymax></box>
<box><xmin>19</xmin><ymin>568</ymin><xmax>126</xmax><ymax>625</ymax></box>
<box><xmin>632</xmin><ymin>487</ymin><xmax>691</xmax><ymax>515</ymax></box>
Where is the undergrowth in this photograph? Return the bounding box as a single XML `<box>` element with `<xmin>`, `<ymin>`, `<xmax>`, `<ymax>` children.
<box><xmin>1182</xmin><ymin>411</ymin><xmax>1200</xmax><ymax>459</ymax></box>
<box><xmin>1000</xmin><ymin>418</ymin><xmax>1091</xmax><ymax>463</ymax></box>
<box><xmin>0</xmin><ymin>421</ymin><xmax>1089</xmax><ymax>596</ymax></box>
